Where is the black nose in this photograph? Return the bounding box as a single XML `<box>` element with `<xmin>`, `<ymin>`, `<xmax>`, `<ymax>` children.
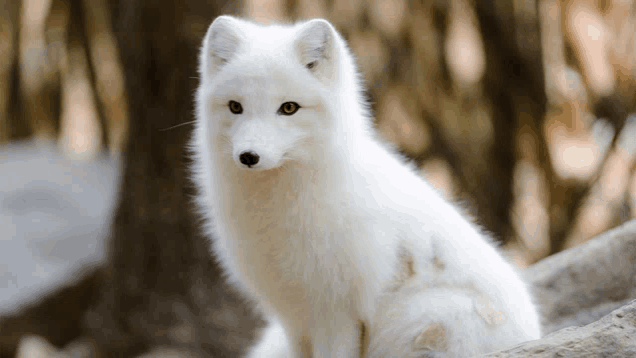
<box><xmin>239</xmin><ymin>151</ymin><xmax>260</xmax><ymax>167</ymax></box>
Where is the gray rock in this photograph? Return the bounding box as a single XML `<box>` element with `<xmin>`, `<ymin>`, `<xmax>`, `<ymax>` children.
<box><xmin>0</xmin><ymin>140</ymin><xmax>121</xmax><ymax>315</ymax></box>
<box><xmin>482</xmin><ymin>299</ymin><xmax>636</xmax><ymax>357</ymax></box>
<box><xmin>524</xmin><ymin>220</ymin><xmax>636</xmax><ymax>334</ymax></box>
<box><xmin>15</xmin><ymin>335</ymin><xmax>95</xmax><ymax>358</ymax></box>
<box><xmin>481</xmin><ymin>221</ymin><xmax>636</xmax><ymax>357</ymax></box>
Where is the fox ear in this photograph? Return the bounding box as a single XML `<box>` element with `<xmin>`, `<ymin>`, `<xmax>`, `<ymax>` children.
<box><xmin>295</xmin><ymin>19</ymin><xmax>337</xmax><ymax>79</ymax></box>
<box><xmin>201</xmin><ymin>16</ymin><xmax>242</xmax><ymax>78</ymax></box>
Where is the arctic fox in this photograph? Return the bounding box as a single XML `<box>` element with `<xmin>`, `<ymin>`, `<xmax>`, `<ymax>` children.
<box><xmin>191</xmin><ymin>16</ymin><xmax>541</xmax><ymax>358</ymax></box>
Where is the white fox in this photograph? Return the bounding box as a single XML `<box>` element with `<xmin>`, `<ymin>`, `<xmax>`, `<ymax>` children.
<box><xmin>191</xmin><ymin>16</ymin><xmax>541</xmax><ymax>358</ymax></box>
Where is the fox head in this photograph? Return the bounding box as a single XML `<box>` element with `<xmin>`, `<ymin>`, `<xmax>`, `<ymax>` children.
<box><xmin>196</xmin><ymin>16</ymin><xmax>354</xmax><ymax>171</ymax></box>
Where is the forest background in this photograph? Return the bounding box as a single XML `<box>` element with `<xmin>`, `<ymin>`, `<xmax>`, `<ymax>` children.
<box><xmin>1</xmin><ymin>0</ymin><xmax>635</xmax><ymax>356</ymax></box>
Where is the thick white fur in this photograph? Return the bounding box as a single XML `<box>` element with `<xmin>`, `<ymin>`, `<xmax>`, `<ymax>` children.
<box><xmin>191</xmin><ymin>16</ymin><xmax>541</xmax><ymax>358</ymax></box>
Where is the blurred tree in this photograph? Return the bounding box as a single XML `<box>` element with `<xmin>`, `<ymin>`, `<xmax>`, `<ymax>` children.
<box><xmin>83</xmin><ymin>0</ymin><xmax>257</xmax><ymax>356</ymax></box>
<box><xmin>2</xmin><ymin>0</ymin><xmax>257</xmax><ymax>357</ymax></box>
<box><xmin>473</xmin><ymin>0</ymin><xmax>549</xmax><ymax>250</ymax></box>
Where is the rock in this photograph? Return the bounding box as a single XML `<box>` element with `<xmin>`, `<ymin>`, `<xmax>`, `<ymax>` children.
<box><xmin>482</xmin><ymin>299</ymin><xmax>636</xmax><ymax>357</ymax></box>
<box><xmin>15</xmin><ymin>335</ymin><xmax>57</xmax><ymax>358</ymax></box>
<box><xmin>0</xmin><ymin>140</ymin><xmax>121</xmax><ymax>315</ymax></box>
<box><xmin>15</xmin><ymin>335</ymin><xmax>94</xmax><ymax>358</ymax></box>
<box><xmin>524</xmin><ymin>220</ymin><xmax>636</xmax><ymax>334</ymax></box>
<box><xmin>481</xmin><ymin>220</ymin><xmax>636</xmax><ymax>357</ymax></box>
<box><xmin>134</xmin><ymin>347</ymin><xmax>202</xmax><ymax>358</ymax></box>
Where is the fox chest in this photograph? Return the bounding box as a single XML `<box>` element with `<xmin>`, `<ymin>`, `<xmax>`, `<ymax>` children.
<box><xmin>215</xmin><ymin>204</ymin><xmax>372</xmax><ymax>309</ymax></box>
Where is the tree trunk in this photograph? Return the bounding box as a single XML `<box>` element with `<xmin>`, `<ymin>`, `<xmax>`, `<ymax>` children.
<box><xmin>84</xmin><ymin>1</ymin><xmax>257</xmax><ymax>356</ymax></box>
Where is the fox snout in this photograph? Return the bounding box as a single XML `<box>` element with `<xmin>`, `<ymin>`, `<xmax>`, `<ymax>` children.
<box><xmin>233</xmin><ymin>147</ymin><xmax>281</xmax><ymax>170</ymax></box>
<box><xmin>230</xmin><ymin>120</ymin><xmax>289</xmax><ymax>170</ymax></box>
<box><xmin>232</xmin><ymin>140</ymin><xmax>284</xmax><ymax>170</ymax></box>
<box><xmin>239</xmin><ymin>151</ymin><xmax>260</xmax><ymax>168</ymax></box>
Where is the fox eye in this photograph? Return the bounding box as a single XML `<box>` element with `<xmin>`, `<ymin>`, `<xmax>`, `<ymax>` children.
<box><xmin>228</xmin><ymin>100</ymin><xmax>243</xmax><ymax>114</ymax></box>
<box><xmin>278</xmin><ymin>102</ymin><xmax>300</xmax><ymax>116</ymax></box>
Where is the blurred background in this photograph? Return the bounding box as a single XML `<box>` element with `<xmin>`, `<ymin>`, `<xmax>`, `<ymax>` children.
<box><xmin>1</xmin><ymin>0</ymin><xmax>635</xmax><ymax>357</ymax></box>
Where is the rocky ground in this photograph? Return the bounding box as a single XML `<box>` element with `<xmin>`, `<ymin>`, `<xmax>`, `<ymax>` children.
<box><xmin>0</xmin><ymin>140</ymin><xmax>120</xmax><ymax>316</ymax></box>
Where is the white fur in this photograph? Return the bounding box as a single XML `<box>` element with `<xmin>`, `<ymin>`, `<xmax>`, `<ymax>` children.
<box><xmin>191</xmin><ymin>16</ymin><xmax>541</xmax><ymax>358</ymax></box>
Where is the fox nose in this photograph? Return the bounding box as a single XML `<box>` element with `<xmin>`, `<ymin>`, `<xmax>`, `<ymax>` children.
<box><xmin>239</xmin><ymin>151</ymin><xmax>260</xmax><ymax>167</ymax></box>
